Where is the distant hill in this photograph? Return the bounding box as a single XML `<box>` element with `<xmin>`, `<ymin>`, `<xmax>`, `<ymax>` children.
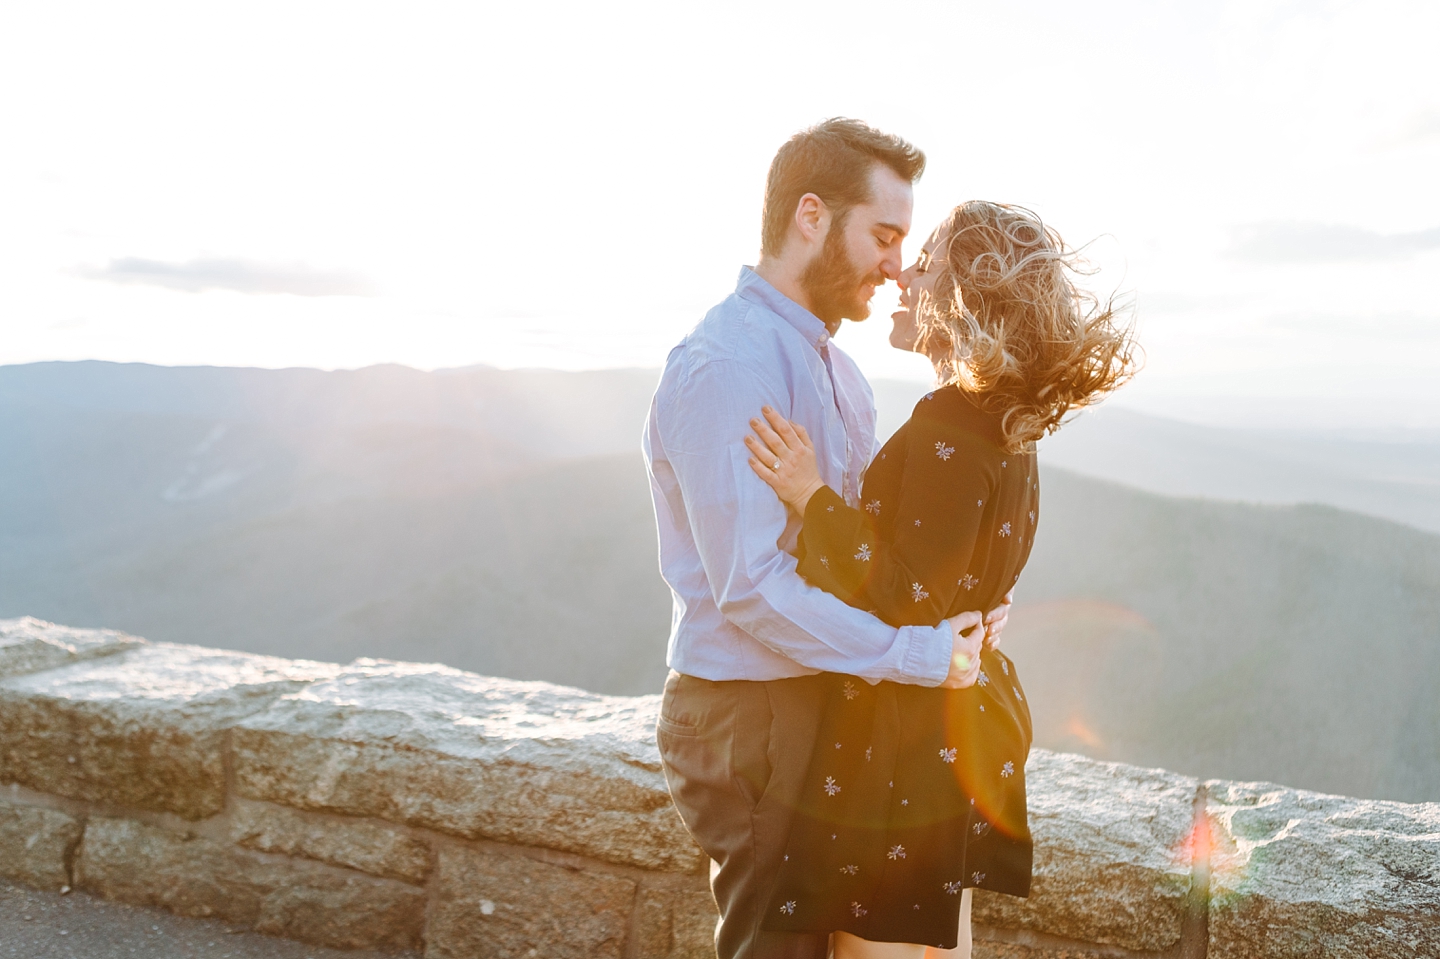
<box><xmin>1008</xmin><ymin>469</ymin><xmax>1440</xmax><ymax>804</ymax></box>
<box><xmin>2</xmin><ymin>361</ymin><xmax>1438</xmax><ymax>802</ymax></box>
<box><xmin>1038</xmin><ymin>405</ymin><xmax>1440</xmax><ymax>534</ymax></box>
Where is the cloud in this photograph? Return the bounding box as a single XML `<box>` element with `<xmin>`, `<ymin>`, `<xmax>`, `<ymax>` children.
<box><xmin>1227</xmin><ymin>222</ymin><xmax>1440</xmax><ymax>264</ymax></box>
<box><xmin>80</xmin><ymin>257</ymin><xmax>374</xmax><ymax>296</ymax></box>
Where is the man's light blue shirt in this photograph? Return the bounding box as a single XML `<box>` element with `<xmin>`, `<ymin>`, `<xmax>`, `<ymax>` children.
<box><xmin>642</xmin><ymin>267</ymin><xmax>953</xmax><ymax>685</ymax></box>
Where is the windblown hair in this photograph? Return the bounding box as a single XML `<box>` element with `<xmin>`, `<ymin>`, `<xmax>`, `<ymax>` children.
<box><xmin>916</xmin><ymin>201</ymin><xmax>1139</xmax><ymax>452</ymax></box>
<box><xmin>761</xmin><ymin>118</ymin><xmax>926</xmax><ymax>258</ymax></box>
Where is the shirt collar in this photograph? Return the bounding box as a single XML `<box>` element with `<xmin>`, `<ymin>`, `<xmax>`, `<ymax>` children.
<box><xmin>735</xmin><ymin>266</ymin><xmax>831</xmax><ymax>352</ymax></box>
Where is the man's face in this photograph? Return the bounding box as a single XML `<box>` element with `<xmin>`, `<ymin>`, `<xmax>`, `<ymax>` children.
<box><xmin>799</xmin><ymin>164</ymin><xmax>913</xmax><ymax>327</ymax></box>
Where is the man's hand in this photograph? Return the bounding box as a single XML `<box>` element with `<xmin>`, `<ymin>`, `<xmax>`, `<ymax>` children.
<box><xmin>940</xmin><ymin>610</ymin><xmax>985</xmax><ymax>689</ymax></box>
<box><xmin>983</xmin><ymin>589</ymin><xmax>1014</xmax><ymax>650</ymax></box>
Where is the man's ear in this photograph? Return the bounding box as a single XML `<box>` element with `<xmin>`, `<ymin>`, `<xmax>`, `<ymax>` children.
<box><xmin>793</xmin><ymin>193</ymin><xmax>830</xmax><ymax>248</ymax></box>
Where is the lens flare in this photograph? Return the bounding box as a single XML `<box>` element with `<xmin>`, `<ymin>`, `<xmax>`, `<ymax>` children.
<box><xmin>1064</xmin><ymin>714</ymin><xmax>1103</xmax><ymax>749</ymax></box>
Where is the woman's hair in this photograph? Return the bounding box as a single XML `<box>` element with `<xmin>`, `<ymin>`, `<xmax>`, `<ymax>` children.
<box><xmin>916</xmin><ymin>201</ymin><xmax>1139</xmax><ymax>451</ymax></box>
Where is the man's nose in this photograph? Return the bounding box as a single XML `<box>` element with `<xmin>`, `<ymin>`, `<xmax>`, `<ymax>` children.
<box><xmin>882</xmin><ymin>251</ymin><xmax>903</xmax><ymax>283</ymax></box>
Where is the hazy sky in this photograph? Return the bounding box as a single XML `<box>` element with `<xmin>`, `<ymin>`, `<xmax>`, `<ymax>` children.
<box><xmin>3</xmin><ymin>0</ymin><xmax>1437</xmax><ymax>428</ymax></box>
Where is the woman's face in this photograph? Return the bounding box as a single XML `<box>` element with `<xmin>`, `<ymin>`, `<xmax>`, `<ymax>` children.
<box><xmin>891</xmin><ymin>224</ymin><xmax>949</xmax><ymax>355</ymax></box>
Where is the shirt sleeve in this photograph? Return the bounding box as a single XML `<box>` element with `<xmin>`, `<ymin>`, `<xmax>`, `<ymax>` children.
<box><xmin>799</xmin><ymin>416</ymin><xmax>998</xmax><ymax>627</ymax></box>
<box><xmin>656</xmin><ymin>357</ymin><xmax>953</xmax><ymax>685</ymax></box>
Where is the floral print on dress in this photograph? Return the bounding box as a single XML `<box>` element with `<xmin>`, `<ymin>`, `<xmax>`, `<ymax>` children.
<box><xmin>767</xmin><ymin>390</ymin><xmax>1035</xmax><ymax>933</ymax></box>
<box><xmin>781</xmin><ymin>900</ymin><xmax>796</xmax><ymax>915</ymax></box>
<box><xmin>820</xmin><ymin>556</ymin><xmax>830</xmax><ymax>568</ymax></box>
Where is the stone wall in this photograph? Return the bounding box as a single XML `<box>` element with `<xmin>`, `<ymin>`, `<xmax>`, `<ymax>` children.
<box><xmin>1</xmin><ymin>617</ymin><xmax>1436</xmax><ymax>958</ymax></box>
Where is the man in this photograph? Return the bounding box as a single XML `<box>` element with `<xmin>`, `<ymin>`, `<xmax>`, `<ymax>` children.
<box><xmin>642</xmin><ymin>119</ymin><xmax>1009</xmax><ymax>959</ymax></box>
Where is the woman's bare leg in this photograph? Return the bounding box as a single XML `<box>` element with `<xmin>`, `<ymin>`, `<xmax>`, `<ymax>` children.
<box><xmin>832</xmin><ymin>888</ymin><xmax>972</xmax><ymax>959</ymax></box>
<box><xmin>922</xmin><ymin>888</ymin><xmax>972</xmax><ymax>959</ymax></box>
<box><xmin>832</xmin><ymin>931</ymin><xmax>927</xmax><ymax>959</ymax></box>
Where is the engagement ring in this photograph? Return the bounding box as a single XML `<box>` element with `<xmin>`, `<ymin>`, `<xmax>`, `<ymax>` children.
<box><xmin>773</xmin><ymin>460</ymin><xmax>782</xmax><ymax>470</ymax></box>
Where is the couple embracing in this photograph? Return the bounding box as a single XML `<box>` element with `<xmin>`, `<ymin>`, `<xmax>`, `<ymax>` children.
<box><xmin>642</xmin><ymin>119</ymin><xmax>1135</xmax><ymax>959</ymax></box>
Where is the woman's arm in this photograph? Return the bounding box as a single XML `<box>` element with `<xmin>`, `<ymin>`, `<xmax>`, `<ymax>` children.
<box><xmin>811</xmin><ymin>418</ymin><xmax>997</xmax><ymax>626</ymax></box>
<box><xmin>748</xmin><ymin>406</ymin><xmax>999</xmax><ymax>628</ymax></box>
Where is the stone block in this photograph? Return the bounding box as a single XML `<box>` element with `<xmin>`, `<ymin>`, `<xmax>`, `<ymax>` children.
<box><xmin>74</xmin><ymin>816</ymin><xmax>425</xmax><ymax>951</ymax></box>
<box><xmin>0</xmin><ymin>643</ymin><xmax>339</xmax><ymax>819</ymax></box>
<box><xmin>0</xmin><ymin>795</ymin><xmax>81</xmax><ymax>889</ymax></box>
<box><xmin>633</xmin><ymin>879</ymin><xmax>717</xmax><ymax>959</ymax></box>
<box><xmin>234</xmin><ymin>659</ymin><xmax>705</xmax><ymax>872</ymax></box>
<box><xmin>969</xmin><ymin>750</ymin><xmax>1198</xmax><ymax>953</ymax></box>
<box><xmin>0</xmin><ymin>617</ymin><xmax>141</xmax><ymax>680</ymax></box>
<box><xmin>229</xmin><ymin>799</ymin><xmax>431</xmax><ymax>883</ymax></box>
<box><xmin>426</xmin><ymin>844</ymin><xmax>637</xmax><ymax>959</ymax></box>
<box><xmin>1207</xmin><ymin>778</ymin><xmax>1440</xmax><ymax>959</ymax></box>
<box><xmin>972</xmin><ymin>940</ymin><xmax>1104</xmax><ymax>959</ymax></box>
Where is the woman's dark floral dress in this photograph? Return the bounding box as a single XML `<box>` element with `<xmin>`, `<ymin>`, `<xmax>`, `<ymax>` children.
<box><xmin>763</xmin><ymin>386</ymin><xmax>1037</xmax><ymax>949</ymax></box>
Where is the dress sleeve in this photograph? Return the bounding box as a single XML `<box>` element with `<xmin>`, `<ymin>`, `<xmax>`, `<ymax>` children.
<box><xmin>799</xmin><ymin>417</ymin><xmax>998</xmax><ymax>627</ymax></box>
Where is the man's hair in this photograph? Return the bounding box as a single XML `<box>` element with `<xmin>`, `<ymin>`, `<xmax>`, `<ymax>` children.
<box><xmin>760</xmin><ymin>118</ymin><xmax>926</xmax><ymax>259</ymax></box>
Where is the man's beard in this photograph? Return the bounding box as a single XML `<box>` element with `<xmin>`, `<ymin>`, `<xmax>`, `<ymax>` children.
<box><xmin>799</xmin><ymin>218</ymin><xmax>885</xmax><ymax>327</ymax></box>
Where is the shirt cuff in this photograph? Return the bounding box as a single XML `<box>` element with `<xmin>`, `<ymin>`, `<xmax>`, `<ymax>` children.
<box><xmin>899</xmin><ymin>622</ymin><xmax>954</xmax><ymax>686</ymax></box>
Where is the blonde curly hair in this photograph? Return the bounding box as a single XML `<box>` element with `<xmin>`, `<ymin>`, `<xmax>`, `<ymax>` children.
<box><xmin>915</xmin><ymin>201</ymin><xmax>1139</xmax><ymax>451</ymax></box>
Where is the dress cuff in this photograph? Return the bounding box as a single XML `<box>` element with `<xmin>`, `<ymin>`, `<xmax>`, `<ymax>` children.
<box><xmin>802</xmin><ymin>484</ymin><xmax>846</xmax><ymax>534</ymax></box>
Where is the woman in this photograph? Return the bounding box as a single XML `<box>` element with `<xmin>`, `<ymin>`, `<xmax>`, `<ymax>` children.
<box><xmin>744</xmin><ymin>201</ymin><xmax>1137</xmax><ymax>958</ymax></box>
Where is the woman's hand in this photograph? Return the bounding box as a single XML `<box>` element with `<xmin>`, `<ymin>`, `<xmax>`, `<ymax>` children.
<box><xmin>745</xmin><ymin>406</ymin><xmax>826</xmax><ymax>513</ymax></box>
<box><xmin>983</xmin><ymin>589</ymin><xmax>1014</xmax><ymax>650</ymax></box>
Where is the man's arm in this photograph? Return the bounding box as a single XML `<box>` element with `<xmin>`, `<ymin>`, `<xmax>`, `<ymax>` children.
<box><xmin>658</xmin><ymin>358</ymin><xmax>953</xmax><ymax>685</ymax></box>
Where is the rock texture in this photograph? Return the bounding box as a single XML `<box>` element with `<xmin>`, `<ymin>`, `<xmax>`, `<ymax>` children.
<box><xmin>970</xmin><ymin>750</ymin><xmax>1199</xmax><ymax>952</ymax></box>
<box><xmin>4</xmin><ymin>629</ymin><xmax>1438</xmax><ymax>958</ymax></box>
<box><xmin>75</xmin><ymin>817</ymin><xmax>426</xmax><ymax>951</ymax></box>
<box><xmin>0</xmin><ymin>795</ymin><xmax>81</xmax><ymax>889</ymax></box>
<box><xmin>229</xmin><ymin>799</ymin><xmax>433</xmax><ymax>884</ymax></box>
<box><xmin>427</xmin><ymin>844</ymin><xmax>637</xmax><ymax>959</ymax></box>
<box><xmin>1207</xmin><ymin>778</ymin><xmax>1440</xmax><ymax>959</ymax></box>
<box><xmin>0</xmin><ymin>644</ymin><xmax>338</xmax><ymax>818</ymax></box>
<box><xmin>232</xmin><ymin>659</ymin><xmax>705</xmax><ymax>872</ymax></box>
<box><xmin>0</xmin><ymin>617</ymin><xmax>140</xmax><ymax>680</ymax></box>
<box><xmin>633</xmin><ymin>880</ymin><xmax>718</xmax><ymax>959</ymax></box>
